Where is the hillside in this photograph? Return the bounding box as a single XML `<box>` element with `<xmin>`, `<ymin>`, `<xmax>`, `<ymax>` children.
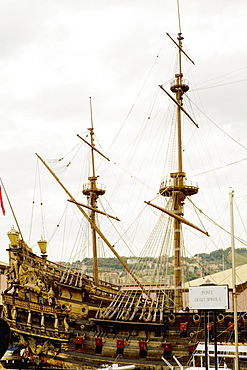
<box><xmin>59</xmin><ymin>247</ymin><xmax>247</xmax><ymax>283</ymax></box>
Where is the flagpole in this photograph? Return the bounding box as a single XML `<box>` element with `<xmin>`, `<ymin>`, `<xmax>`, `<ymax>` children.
<box><xmin>0</xmin><ymin>178</ymin><xmax>24</xmax><ymax>240</ymax></box>
<box><xmin>230</xmin><ymin>189</ymin><xmax>239</xmax><ymax>370</ymax></box>
<box><xmin>0</xmin><ymin>185</ymin><xmax>5</xmax><ymax>215</ymax></box>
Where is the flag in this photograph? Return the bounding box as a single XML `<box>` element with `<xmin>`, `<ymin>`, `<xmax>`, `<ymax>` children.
<box><xmin>0</xmin><ymin>186</ymin><xmax>5</xmax><ymax>215</ymax></box>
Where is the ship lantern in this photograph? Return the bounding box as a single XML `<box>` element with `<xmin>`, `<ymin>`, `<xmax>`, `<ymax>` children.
<box><xmin>7</xmin><ymin>227</ymin><xmax>20</xmax><ymax>246</ymax></box>
<box><xmin>38</xmin><ymin>238</ymin><xmax>47</xmax><ymax>255</ymax></box>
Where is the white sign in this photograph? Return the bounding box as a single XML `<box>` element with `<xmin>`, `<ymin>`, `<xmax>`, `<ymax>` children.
<box><xmin>189</xmin><ymin>285</ymin><xmax>229</xmax><ymax>310</ymax></box>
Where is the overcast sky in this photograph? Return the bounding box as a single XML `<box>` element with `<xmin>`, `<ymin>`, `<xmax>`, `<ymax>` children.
<box><xmin>1</xmin><ymin>0</ymin><xmax>247</xmax><ymax>263</ymax></box>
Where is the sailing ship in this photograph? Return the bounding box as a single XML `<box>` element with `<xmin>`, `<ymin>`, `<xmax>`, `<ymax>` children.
<box><xmin>2</xmin><ymin>2</ymin><xmax>247</xmax><ymax>370</ymax></box>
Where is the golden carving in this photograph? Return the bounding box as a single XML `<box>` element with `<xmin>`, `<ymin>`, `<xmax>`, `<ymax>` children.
<box><xmin>11</xmin><ymin>306</ymin><xmax>17</xmax><ymax>322</ymax></box>
<box><xmin>63</xmin><ymin>317</ymin><xmax>69</xmax><ymax>332</ymax></box>
<box><xmin>8</xmin><ymin>255</ymin><xmax>19</xmax><ymax>283</ymax></box>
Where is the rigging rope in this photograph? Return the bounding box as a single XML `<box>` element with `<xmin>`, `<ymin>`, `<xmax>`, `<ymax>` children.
<box><xmin>28</xmin><ymin>158</ymin><xmax>39</xmax><ymax>245</ymax></box>
<box><xmin>190</xmin><ymin>157</ymin><xmax>247</xmax><ymax>177</ymax></box>
<box><xmin>107</xmin><ymin>37</ymin><xmax>168</xmax><ymax>152</ymax></box>
<box><xmin>186</xmin><ymin>95</ymin><xmax>247</xmax><ymax>151</ymax></box>
<box><xmin>188</xmin><ymin>198</ymin><xmax>247</xmax><ymax>247</ymax></box>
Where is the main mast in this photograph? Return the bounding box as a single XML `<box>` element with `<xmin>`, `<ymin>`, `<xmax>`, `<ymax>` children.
<box><xmin>82</xmin><ymin>98</ymin><xmax>106</xmax><ymax>286</ymax></box>
<box><xmin>159</xmin><ymin>4</ymin><xmax>198</xmax><ymax>311</ymax></box>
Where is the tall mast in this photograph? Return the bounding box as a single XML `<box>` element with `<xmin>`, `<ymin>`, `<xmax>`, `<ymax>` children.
<box><xmin>82</xmin><ymin>98</ymin><xmax>106</xmax><ymax>286</ymax></box>
<box><xmin>159</xmin><ymin>2</ymin><xmax>198</xmax><ymax>311</ymax></box>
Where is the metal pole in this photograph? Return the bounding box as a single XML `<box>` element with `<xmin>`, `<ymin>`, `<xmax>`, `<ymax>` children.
<box><xmin>230</xmin><ymin>189</ymin><xmax>239</xmax><ymax>370</ymax></box>
<box><xmin>214</xmin><ymin>310</ymin><xmax>218</xmax><ymax>370</ymax></box>
<box><xmin>204</xmin><ymin>310</ymin><xmax>208</xmax><ymax>370</ymax></box>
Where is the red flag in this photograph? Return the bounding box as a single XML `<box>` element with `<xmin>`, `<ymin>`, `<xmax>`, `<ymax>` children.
<box><xmin>0</xmin><ymin>186</ymin><xmax>5</xmax><ymax>215</ymax></box>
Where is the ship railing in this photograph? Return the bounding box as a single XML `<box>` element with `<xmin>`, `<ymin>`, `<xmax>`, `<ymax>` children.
<box><xmin>19</xmin><ymin>254</ymin><xmax>69</xmax><ymax>277</ymax></box>
<box><xmin>83</xmin><ymin>182</ymin><xmax>106</xmax><ymax>192</ymax></box>
<box><xmin>13</xmin><ymin>322</ymin><xmax>69</xmax><ymax>341</ymax></box>
<box><xmin>3</xmin><ymin>295</ymin><xmax>55</xmax><ymax>313</ymax></box>
<box><xmin>2</xmin><ymin>295</ymin><xmax>13</xmax><ymax>304</ymax></box>
<box><xmin>160</xmin><ymin>178</ymin><xmax>198</xmax><ymax>189</ymax></box>
<box><xmin>16</xmin><ymin>246</ymin><xmax>120</xmax><ymax>291</ymax></box>
<box><xmin>59</xmin><ymin>268</ymin><xmax>119</xmax><ymax>291</ymax></box>
<box><xmin>170</xmin><ymin>78</ymin><xmax>189</xmax><ymax>90</ymax></box>
<box><xmin>195</xmin><ymin>343</ymin><xmax>247</xmax><ymax>359</ymax></box>
<box><xmin>16</xmin><ymin>249</ymin><xmax>119</xmax><ymax>291</ymax></box>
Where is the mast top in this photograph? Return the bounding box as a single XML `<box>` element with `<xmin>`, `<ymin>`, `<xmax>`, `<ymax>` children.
<box><xmin>177</xmin><ymin>0</ymin><xmax>182</xmax><ymax>35</ymax></box>
<box><xmin>82</xmin><ymin>97</ymin><xmax>106</xmax><ymax>197</ymax></box>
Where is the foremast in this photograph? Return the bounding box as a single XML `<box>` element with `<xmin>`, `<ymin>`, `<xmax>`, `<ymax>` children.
<box><xmin>36</xmin><ymin>98</ymin><xmax>154</xmax><ymax>300</ymax></box>
<box><xmin>159</xmin><ymin>28</ymin><xmax>198</xmax><ymax>309</ymax></box>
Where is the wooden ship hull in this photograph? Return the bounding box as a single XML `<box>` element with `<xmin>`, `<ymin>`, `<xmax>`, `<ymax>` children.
<box><xmin>2</xmin><ymin>2</ymin><xmax>246</xmax><ymax>370</ymax></box>
<box><xmin>3</xmin><ymin>242</ymin><xmax>247</xmax><ymax>369</ymax></box>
